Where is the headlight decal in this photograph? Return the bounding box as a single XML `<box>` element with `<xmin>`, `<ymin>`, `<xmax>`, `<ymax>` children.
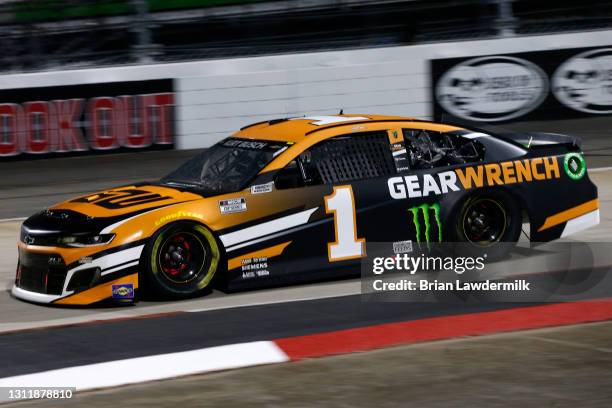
<box><xmin>58</xmin><ymin>234</ymin><xmax>116</xmax><ymax>247</ymax></box>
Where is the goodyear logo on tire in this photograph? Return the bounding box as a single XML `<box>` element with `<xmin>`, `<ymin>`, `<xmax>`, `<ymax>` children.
<box><xmin>409</xmin><ymin>203</ymin><xmax>442</xmax><ymax>245</ymax></box>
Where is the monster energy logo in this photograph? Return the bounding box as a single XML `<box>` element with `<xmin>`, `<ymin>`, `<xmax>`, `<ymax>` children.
<box><xmin>409</xmin><ymin>203</ymin><xmax>442</xmax><ymax>244</ymax></box>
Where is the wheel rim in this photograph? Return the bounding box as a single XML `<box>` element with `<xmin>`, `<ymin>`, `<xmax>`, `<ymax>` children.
<box><xmin>461</xmin><ymin>198</ymin><xmax>508</xmax><ymax>246</ymax></box>
<box><xmin>158</xmin><ymin>232</ymin><xmax>207</xmax><ymax>283</ymax></box>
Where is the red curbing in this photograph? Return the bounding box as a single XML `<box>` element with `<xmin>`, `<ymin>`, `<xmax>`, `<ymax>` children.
<box><xmin>274</xmin><ymin>299</ymin><xmax>612</xmax><ymax>360</ymax></box>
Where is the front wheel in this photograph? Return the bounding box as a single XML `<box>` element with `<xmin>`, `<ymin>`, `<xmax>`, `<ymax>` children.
<box><xmin>451</xmin><ymin>191</ymin><xmax>522</xmax><ymax>259</ymax></box>
<box><xmin>142</xmin><ymin>222</ymin><xmax>221</xmax><ymax>299</ymax></box>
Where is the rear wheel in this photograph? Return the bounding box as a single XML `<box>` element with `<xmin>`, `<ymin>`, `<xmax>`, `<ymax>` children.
<box><xmin>143</xmin><ymin>222</ymin><xmax>221</xmax><ymax>299</ymax></box>
<box><xmin>452</xmin><ymin>191</ymin><xmax>522</xmax><ymax>259</ymax></box>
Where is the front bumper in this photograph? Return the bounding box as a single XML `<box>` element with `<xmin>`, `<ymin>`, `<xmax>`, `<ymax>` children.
<box><xmin>12</xmin><ymin>244</ymin><xmax>144</xmax><ymax>305</ymax></box>
<box><xmin>12</xmin><ymin>273</ymin><xmax>139</xmax><ymax>305</ymax></box>
<box><xmin>11</xmin><ymin>285</ymin><xmax>61</xmax><ymax>304</ymax></box>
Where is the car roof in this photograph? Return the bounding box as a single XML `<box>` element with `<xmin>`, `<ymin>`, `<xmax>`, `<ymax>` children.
<box><xmin>233</xmin><ymin>114</ymin><xmax>464</xmax><ymax>143</ymax></box>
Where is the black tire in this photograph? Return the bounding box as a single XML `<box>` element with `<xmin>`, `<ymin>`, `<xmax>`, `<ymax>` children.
<box><xmin>142</xmin><ymin>222</ymin><xmax>221</xmax><ymax>299</ymax></box>
<box><xmin>451</xmin><ymin>191</ymin><xmax>522</xmax><ymax>259</ymax></box>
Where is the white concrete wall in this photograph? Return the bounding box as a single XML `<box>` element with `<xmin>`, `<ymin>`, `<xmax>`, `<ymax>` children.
<box><xmin>1</xmin><ymin>29</ymin><xmax>611</xmax><ymax>149</ymax></box>
<box><xmin>176</xmin><ymin>61</ymin><xmax>428</xmax><ymax>148</ymax></box>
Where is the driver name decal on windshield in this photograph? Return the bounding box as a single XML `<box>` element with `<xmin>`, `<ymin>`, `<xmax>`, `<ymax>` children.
<box><xmin>219</xmin><ymin>198</ymin><xmax>247</xmax><ymax>214</ymax></box>
<box><xmin>388</xmin><ymin>156</ymin><xmax>561</xmax><ymax>199</ymax></box>
<box><xmin>222</xmin><ymin>140</ymin><xmax>268</xmax><ymax>149</ymax></box>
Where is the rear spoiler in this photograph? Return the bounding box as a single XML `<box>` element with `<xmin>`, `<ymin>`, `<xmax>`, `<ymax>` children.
<box><xmin>498</xmin><ymin>132</ymin><xmax>583</xmax><ymax>150</ymax></box>
<box><xmin>437</xmin><ymin>116</ymin><xmax>583</xmax><ymax>151</ymax></box>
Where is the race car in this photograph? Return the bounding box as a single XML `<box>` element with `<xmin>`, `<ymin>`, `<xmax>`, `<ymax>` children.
<box><xmin>12</xmin><ymin>114</ymin><xmax>599</xmax><ymax>305</ymax></box>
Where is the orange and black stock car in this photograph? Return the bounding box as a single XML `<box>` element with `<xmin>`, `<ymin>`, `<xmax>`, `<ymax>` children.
<box><xmin>13</xmin><ymin>114</ymin><xmax>598</xmax><ymax>305</ymax></box>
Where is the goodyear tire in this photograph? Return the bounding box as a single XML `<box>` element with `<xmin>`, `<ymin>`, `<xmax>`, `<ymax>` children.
<box><xmin>451</xmin><ymin>191</ymin><xmax>522</xmax><ymax>260</ymax></box>
<box><xmin>143</xmin><ymin>222</ymin><xmax>221</xmax><ymax>299</ymax></box>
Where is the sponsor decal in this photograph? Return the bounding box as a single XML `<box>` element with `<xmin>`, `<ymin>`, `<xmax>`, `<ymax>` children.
<box><xmin>219</xmin><ymin>198</ymin><xmax>247</xmax><ymax>214</ymax></box>
<box><xmin>72</xmin><ymin>189</ymin><xmax>171</xmax><ymax>209</ymax></box>
<box><xmin>564</xmin><ymin>152</ymin><xmax>587</xmax><ymax>180</ymax></box>
<box><xmin>155</xmin><ymin>211</ymin><xmax>204</xmax><ymax>226</ymax></box>
<box><xmin>391</xmin><ymin>142</ymin><xmax>409</xmax><ymax>173</ymax></box>
<box><xmin>436</xmin><ymin>56</ymin><xmax>548</xmax><ymax>122</ymax></box>
<box><xmin>388</xmin><ymin>156</ymin><xmax>561</xmax><ymax>199</ymax></box>
<box><xmin>112</xmin><ymin>283</ymin><xmax>134</xmax><ymax>299</ymax></box>
<box><xmin>0</xmin><ymin>79</ymin><xmax>174</xmax><ymax>159</ymax></box>
<box><xmin>240</xmin><ymin>256</ymin><xmax>270</xmax><ymax>279</ymax></box>
<box><xmin>250</xmin><ymin>182</ymin><xmax>274</xmax><ymax>195</ymax></box>
<box><xmin>392</xmin><ymin>240</ymin><xmax>413</xmax><ymax>254</ymax></box>
<box><xmin>409</xmin><ymin>203</ymin><xmax>442</xmax><ymax>244</ymax></box>
<box><xmin>552</xmin><ymin>48</ymin><xmax>612</xmax><ymax>114</ymax></box>
<box><xmin>78</xmin><ymin>256</ymin><xmax>93</xmax><ymax>264</ymax></box>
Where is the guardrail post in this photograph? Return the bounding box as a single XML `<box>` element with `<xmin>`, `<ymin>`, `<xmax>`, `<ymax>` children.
<box><xmin>132</xmin><ymin>0</ymin><xmax>154</xmax><ymax>63</ymax></box>
<box><xmin>494</xmin><ymin>0</ymin><xmax>517</xmax><ymax>37</ymax></box>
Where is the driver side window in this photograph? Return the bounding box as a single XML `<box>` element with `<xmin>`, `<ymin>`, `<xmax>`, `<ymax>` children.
<box><xmin>401</xmin><ymin>128</ymin><xmax>485</xmax><ymax>170</ymax></box>
<box><xmin>274</xmin><ymin>152</ymin><xmax>322</xmax><ymax>189</ymax></box>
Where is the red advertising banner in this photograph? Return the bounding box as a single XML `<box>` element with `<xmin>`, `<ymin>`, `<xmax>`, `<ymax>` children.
<box><xmin>0</xmin><ymin>79</ymin><xmax>175</xmax><ymax>159</ymax></box>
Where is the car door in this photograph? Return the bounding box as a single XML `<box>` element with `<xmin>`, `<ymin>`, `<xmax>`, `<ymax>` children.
<box><xmin>267</xmin><ymin>130</ymin><xmax>407</xmax><ymax>279</ymax></box>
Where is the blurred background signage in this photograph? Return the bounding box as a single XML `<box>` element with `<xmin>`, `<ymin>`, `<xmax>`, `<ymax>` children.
<box><xmin>432</xmin><ymin>47</ymin><xmax>612</xmax><ymax>123</ymax></box>
<box><xmin>0</xmin><ymin>79</ymin><xmax>174</xmax><ymax>158</ymax></box>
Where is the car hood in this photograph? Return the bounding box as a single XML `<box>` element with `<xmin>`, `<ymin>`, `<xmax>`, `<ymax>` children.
<box><xmin>23</xmin><ymin>184</ymin><xmax>203</xmax><ymax>236</ymax></box>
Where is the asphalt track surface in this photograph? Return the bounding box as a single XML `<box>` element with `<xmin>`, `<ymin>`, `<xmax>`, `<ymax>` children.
<box><xmin>0</xmin><ymin>119</ymin><xmax>611</xmax><ymax>400</ymax></box>
<box><xmin>10</xmin><ymin>322</ymin><xmax>611</xmax><ymax>408</ymax></box>
<box><xmin>0</xmin><ymin>297</ymin><xmax>544</xmax><ymax>378</ymax></box>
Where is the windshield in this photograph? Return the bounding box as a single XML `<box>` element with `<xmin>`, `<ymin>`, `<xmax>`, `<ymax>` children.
<box><xmin>161</xmin><ymin>138</ymin><xmax>288</xmax><ymax>195</ymax></box>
